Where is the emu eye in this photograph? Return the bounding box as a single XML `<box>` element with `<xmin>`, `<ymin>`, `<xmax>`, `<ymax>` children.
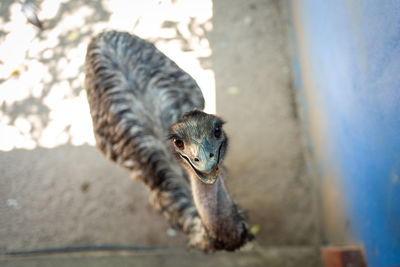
<box><xmin>214</xmin><ymin>127</ymin><xmax>222</xmax><ymax>138</ymax></box>
<box><xmin>174</xmin><ymin>139</ymin><xmax>184</xmax><ymax>150</ymax></box>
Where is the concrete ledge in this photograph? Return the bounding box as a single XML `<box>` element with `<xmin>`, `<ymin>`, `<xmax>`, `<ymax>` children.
<box><xmin>0</xmin><ymin>246</ymin><xmax>321</xmax><ymax>267</ymax></box>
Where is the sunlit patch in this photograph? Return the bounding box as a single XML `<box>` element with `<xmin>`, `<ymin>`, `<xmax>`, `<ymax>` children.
<box><xmin>0</xmin><ymin>0</ymin><xmax>215</xmax><ymax>151</ymax></box>
<box><xmin>38</xmin><ymin>0</ymin><xmax>68</xmax><ymax>21</ymax></box>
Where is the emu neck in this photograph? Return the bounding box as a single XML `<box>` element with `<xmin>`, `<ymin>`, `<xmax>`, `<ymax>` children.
<box><xmin>189</xmin><ymin>171</ymin><xmax>236</xmax><ymax>239</ymax></box>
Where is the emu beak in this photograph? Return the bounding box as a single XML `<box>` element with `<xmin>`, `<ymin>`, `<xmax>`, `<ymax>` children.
<box><xmin>189</xmin><ymin>138</ymin><xmax>220</xmax><ymax>184</ymax></box>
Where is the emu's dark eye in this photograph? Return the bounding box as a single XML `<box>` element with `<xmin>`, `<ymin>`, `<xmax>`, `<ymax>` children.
<box><xmin>174</xmin><ymin>139</ymin><xmax>184</xmax><ymax>150</ymax></box>
<box><xmin>214</xmin><ymin>127</ymin><xmax>222</xmax><ymax>138</ymax></box>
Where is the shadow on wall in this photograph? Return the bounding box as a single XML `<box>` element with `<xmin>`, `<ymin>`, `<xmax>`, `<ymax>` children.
<box><xmin>0</xmin><ymin>0</ymin><xmax>111</xmax><ymax>150</ymax></box>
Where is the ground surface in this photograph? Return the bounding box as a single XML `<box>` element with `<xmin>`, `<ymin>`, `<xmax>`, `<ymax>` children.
<box><xmin>0</xmin><ymin>0</ymin><xmax>320</xmax><ymax>265</ymax></box>
<box><xmin>0</xmin><ymin>247</ymin><xmax>320</xmax><ymax>267</ymax></box>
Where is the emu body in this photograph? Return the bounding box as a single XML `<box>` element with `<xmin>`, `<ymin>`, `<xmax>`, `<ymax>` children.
<box><xmin>84</xmin><ymin>31</ymin><xmax>252</xmax><ymax>251</ymax></box>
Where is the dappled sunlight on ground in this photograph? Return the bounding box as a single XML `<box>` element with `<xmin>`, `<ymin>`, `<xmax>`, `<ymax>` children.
<box><xmin>0</xmin><ymin>0</ymin><xmax>215</xmax><ymax>151</ymax></box>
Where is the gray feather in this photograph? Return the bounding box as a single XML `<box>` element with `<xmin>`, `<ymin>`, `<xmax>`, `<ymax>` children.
<box><xmin>20</xmin><ymin>1</ymin><xmax>42</xmax><ymax>29</ymax></box>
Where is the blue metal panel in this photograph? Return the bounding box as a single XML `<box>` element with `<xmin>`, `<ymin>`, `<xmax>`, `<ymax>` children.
<box><xmin>289</xmin><ymin>1</ymin><xmax>400</xmax><ymax>266</ymax></box>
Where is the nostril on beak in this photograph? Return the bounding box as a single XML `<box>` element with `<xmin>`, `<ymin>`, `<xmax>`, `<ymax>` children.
<box><xmin>194</xmin><ymin>158</ymin><xmax>200</xmax><ymax>162</ymax></box>
<box><xmin>209</xmin><ymin>153</ymin><xmax>214</xmax><ymax>158</ymax></box>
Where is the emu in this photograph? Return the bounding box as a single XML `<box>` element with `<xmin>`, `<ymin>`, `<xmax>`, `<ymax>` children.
<box><xmin>84</xmin><ymin>31</ymin><xmax>252</xmax><ymax>251</ymax></box>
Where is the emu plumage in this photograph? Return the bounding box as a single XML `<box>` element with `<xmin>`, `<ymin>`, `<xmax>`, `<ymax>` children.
<box><xmin>84</xmin><ymin>31</ymin><xmax>252</xmax><ymax>251</ymax></box>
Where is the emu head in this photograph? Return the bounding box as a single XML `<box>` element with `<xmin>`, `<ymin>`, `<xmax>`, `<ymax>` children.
<box><xmin>169</xmin><ymin>110</ymin><xmax>228</xmax><ymax>184</ymax></box>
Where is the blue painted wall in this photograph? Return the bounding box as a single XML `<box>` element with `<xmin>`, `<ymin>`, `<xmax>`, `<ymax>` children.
<box><xmin>289</xmin><ymin>1</ymin><xmax>400</xmax><ymax>266</ymax></box>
